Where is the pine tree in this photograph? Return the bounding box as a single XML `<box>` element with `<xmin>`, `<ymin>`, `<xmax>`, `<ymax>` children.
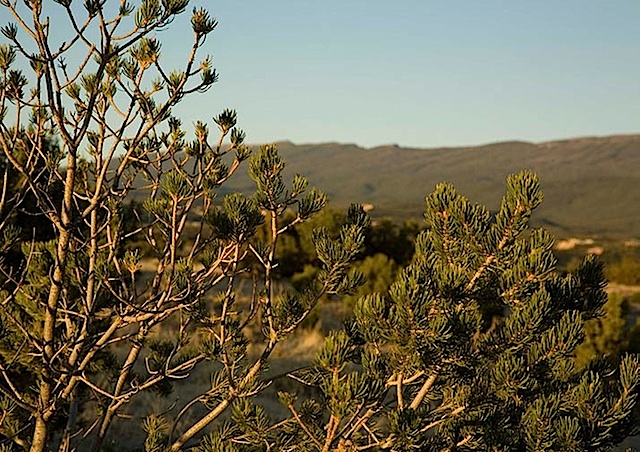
<box><xmin>227</xmin><ymin>171</ymin><xmax>639</xmax><ymax>452</ymax></box>
<box><xmin>0</xmin><ymin>2</ymin><xmax>367</xmax><ymax>450</ymax></box>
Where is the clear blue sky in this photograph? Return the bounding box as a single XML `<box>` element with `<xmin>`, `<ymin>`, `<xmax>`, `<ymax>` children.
<box><xmin>9</xmin><ymin>1</ymin><xmax>640</xmax><ymax>148</ymax></box>
<box><xmin>172</xmin><ymin>0</ymin><xmax>639</xmax><ymax>148</ymax></box>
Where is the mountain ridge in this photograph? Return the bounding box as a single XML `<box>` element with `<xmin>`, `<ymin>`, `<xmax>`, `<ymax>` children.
<box><xmin>224</xmin><ymin>134</ymin><xmax>640</xmax><ymax>238</ymax></box>
<box><xmin>270</xmin><ymin>133</ymin><xmax>640</xmax><ymax>151</ymax></box>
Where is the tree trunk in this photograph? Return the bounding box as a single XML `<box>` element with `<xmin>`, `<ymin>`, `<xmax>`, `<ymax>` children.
<box><xmin>29</xmin><ymin>143</ymin><xmax>76</xmax><ymax>450</ymax></box>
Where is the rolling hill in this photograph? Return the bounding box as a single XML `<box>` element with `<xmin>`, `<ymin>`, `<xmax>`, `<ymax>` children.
<box><xmin>221</xmin><ymin>134</ymin><xmax>640</xmax><ymax>238</ymax></box>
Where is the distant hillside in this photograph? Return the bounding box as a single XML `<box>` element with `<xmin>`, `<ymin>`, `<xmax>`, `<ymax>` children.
<box><xmin>221</xmin><ymin>135</ymin><xmax>640</xmax><ymax>238</ymax></box>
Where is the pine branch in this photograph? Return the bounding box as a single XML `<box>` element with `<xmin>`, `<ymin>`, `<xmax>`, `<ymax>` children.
<box><xmin>409</xmin><ymin>373</ymin><xmax>438</xmax><ymax>410</ymax></box>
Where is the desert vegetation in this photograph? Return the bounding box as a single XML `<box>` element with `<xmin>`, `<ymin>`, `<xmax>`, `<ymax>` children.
<box><xmin>0</xmin><ymin>1</ymin><xmax>639</xmax><ymax>451</ymax></box>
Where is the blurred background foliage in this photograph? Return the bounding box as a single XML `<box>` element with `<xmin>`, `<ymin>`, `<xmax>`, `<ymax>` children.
<box><xmin>120</xmin><ymin>196</ymin><xmax>640</xmax><ymax>372</ymax></box>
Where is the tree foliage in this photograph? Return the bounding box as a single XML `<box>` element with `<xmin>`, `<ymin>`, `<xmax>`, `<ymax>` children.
<box><xmin>0</xmin><ymin>2</ymin><xmax>367</xmax><ymax>450</ymax></box>
<box><xmin>242</xmin><ymin>172</ymin><xmax>640</xmax><ymax>452</ymax></box>
<box><xmin>576</xmin><ymin>293</ymin><xmax>631</xmax><ymax>369</ymax></box>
